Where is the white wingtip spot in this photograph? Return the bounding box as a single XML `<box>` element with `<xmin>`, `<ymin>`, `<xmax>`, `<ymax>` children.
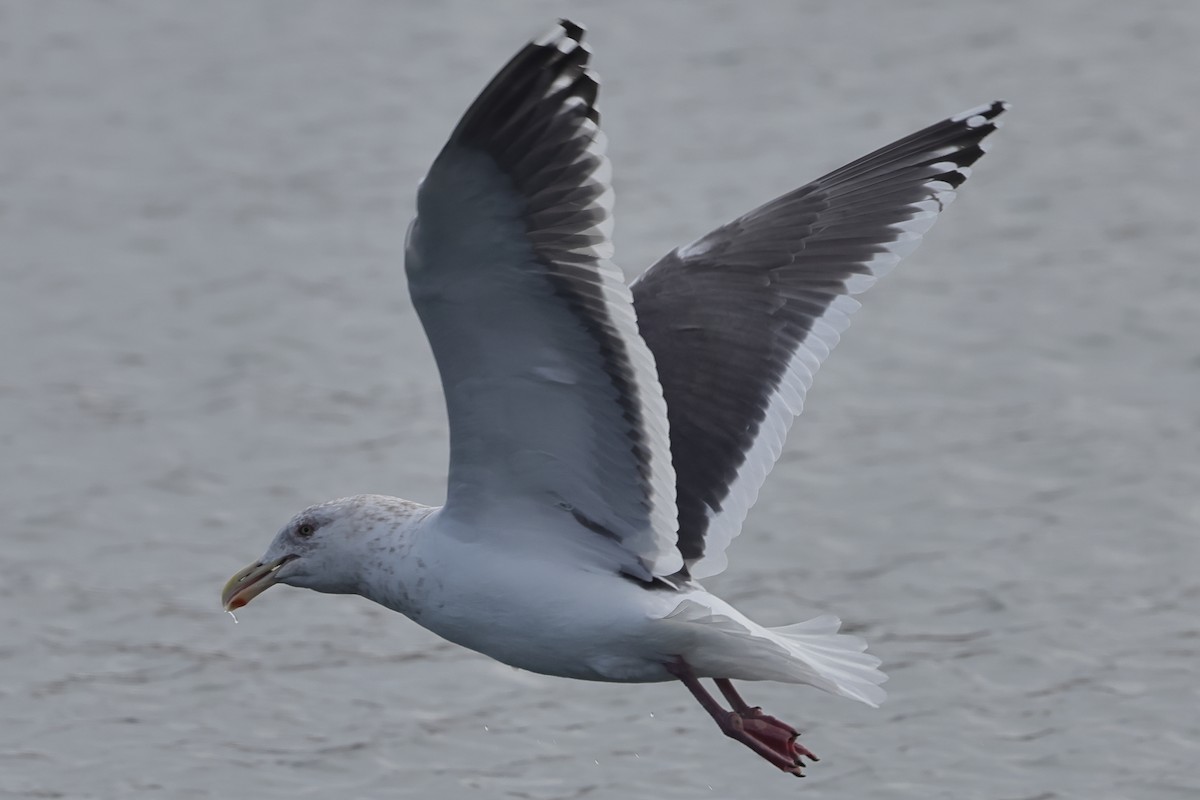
<box><xmin>951</xmin><ymin>102</ymin><xmax>995</xmax><ymax>124</ymax></box>
<box><xmin>950</xmin><ymin>100</ymin><xmax>1009</xmax><ymax>127</ymax></box>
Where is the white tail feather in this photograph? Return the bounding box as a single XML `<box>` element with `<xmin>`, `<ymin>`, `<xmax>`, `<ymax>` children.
<box><xmin>664</xmin><ymin>600</ymin><xmax>888</xmax><ymax>707</ymax></box>
<box><xmin>770</xmin><ymin>615</ymin><xmax>887</xmax><ymax>707</ymax></box>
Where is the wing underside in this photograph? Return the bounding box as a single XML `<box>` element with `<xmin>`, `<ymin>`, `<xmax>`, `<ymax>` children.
<box><xmin>408</xmin><ymin>21</ymin><xmax>682</xmax><ymax>579</ymax></box>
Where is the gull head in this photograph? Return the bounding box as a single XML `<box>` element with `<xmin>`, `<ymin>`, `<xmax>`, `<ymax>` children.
<box><xmin>222</xmin><ymin>494</ymin><xmax>429</xmax><ymax>611</ymax></box>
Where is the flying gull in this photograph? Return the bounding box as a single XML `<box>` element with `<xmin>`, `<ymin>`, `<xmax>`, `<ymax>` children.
<box><xmin>222</xmin><ymin>20</ymin><xmax>1006</xmax><ymax>777</ymax></box>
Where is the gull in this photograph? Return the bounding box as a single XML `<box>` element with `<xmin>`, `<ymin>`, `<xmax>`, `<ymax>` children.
<box><xmin>222</xmin><ymin>20</ymin><xmax>1006</xmax><ymax>777</ymax></box>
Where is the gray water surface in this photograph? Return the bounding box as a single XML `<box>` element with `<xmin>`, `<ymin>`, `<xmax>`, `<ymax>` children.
<box><xmin>3</xmin><ymin>2</ymin><xmax>1198</xmax><ymax>798</ymax></box>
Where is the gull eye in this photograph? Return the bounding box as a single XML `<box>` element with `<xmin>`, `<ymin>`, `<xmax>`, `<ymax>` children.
<box><xmin>295</xmin><ymin>522</ymin><xmax>316</xmax><ymax>538</ymax></box>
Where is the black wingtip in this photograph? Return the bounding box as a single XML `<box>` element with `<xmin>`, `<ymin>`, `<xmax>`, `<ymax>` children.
<box><xmin>536</xmin><ymin>19</ymin><xmax>585</xmax><ymax>48</ymax></box>
<box><xmin>948</xmin><ymin>100</ymin><xmax>1009</xmax><ymax>159</ymax></box>
<box><xmin>446</xmin><ymin>19</ymin><xmax>597</xmax><ymax>152</ymax></box>
<box><xmin>557</xmin><ymin>19</ymin><xmax>586</xmax><ymax>42</ymax></box>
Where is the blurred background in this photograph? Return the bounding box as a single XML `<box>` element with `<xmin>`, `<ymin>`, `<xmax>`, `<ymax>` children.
<box><xmin>2</xmin><ymin>1</ymin><xmax>1198</xmax><ymax>798</ymax></box>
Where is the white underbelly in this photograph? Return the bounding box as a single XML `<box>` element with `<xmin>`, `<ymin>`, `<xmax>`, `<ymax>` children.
<box><xmin>394</xmin><ymin>534</ymin><xmax>681</xmax><ymax>682</ymax></box>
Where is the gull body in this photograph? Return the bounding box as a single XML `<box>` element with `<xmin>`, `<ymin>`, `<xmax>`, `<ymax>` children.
<box><xmin>222</xmin><ymin>20</ymin><xmax>1005</xmax><ymax>775</ymax></box>
<box><xmin>246</xmin><ymin>494</ymin><xmax>880</xmax><ymax>698</ymax></box>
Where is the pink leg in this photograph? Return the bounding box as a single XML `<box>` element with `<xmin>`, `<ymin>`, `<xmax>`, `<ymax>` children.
<box><xmin>665</xmin><ymin>658</ymin><xmax>817</xmax><ymax>777</ymax></box>
<box><xmin>715</xmin><ymin>678</ymin><xmax>819</xmax><ymax>763</ymax></box>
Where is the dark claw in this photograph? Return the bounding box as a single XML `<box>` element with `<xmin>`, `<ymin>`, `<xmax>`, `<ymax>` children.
<box><xmin>792</xmin><ymin>739</ymin><xmax>819</xmax><ymax>761</ymax></box>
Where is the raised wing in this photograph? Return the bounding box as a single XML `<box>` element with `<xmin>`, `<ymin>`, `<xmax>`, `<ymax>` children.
<box><xmin>407</xmin><ymin>21</ymin><xmax>682</xmax><ymax>579</ymax></box>
<box><xmin>633</xmin><ymin>102</ymin><xmax>1008</xmax><ymax>579</ymax></box>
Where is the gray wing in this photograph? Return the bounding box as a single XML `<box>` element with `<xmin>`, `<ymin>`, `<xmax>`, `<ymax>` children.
<box><xmin>407</xmin><ymin>21</ymin><xmax>682</xmax><ymax>579</ymax></box>
<box><xmin>632</xmin><ymin>102</ymin><xmax>1008</xmax><ymax>579</ymax></box>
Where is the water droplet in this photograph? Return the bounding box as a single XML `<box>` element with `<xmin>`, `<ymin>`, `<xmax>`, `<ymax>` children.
<box><xmin>226</xmin><ymin>610</ymin><xmax>239</xmax><ymax>624</ymax></box>
<box><xmin>594</xmin><ymin>760</ymin><xmax>600</xmax><ymax>766</ymax></box>
<box><xmin>648</xmin><ymin>712</ymin><xmax>655</xmax><ymax>718</ymax></box>
<box><xmin>483</xmin><ymin>725</ymin><xmax>489</xmax><ymax>732</ymax></box>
